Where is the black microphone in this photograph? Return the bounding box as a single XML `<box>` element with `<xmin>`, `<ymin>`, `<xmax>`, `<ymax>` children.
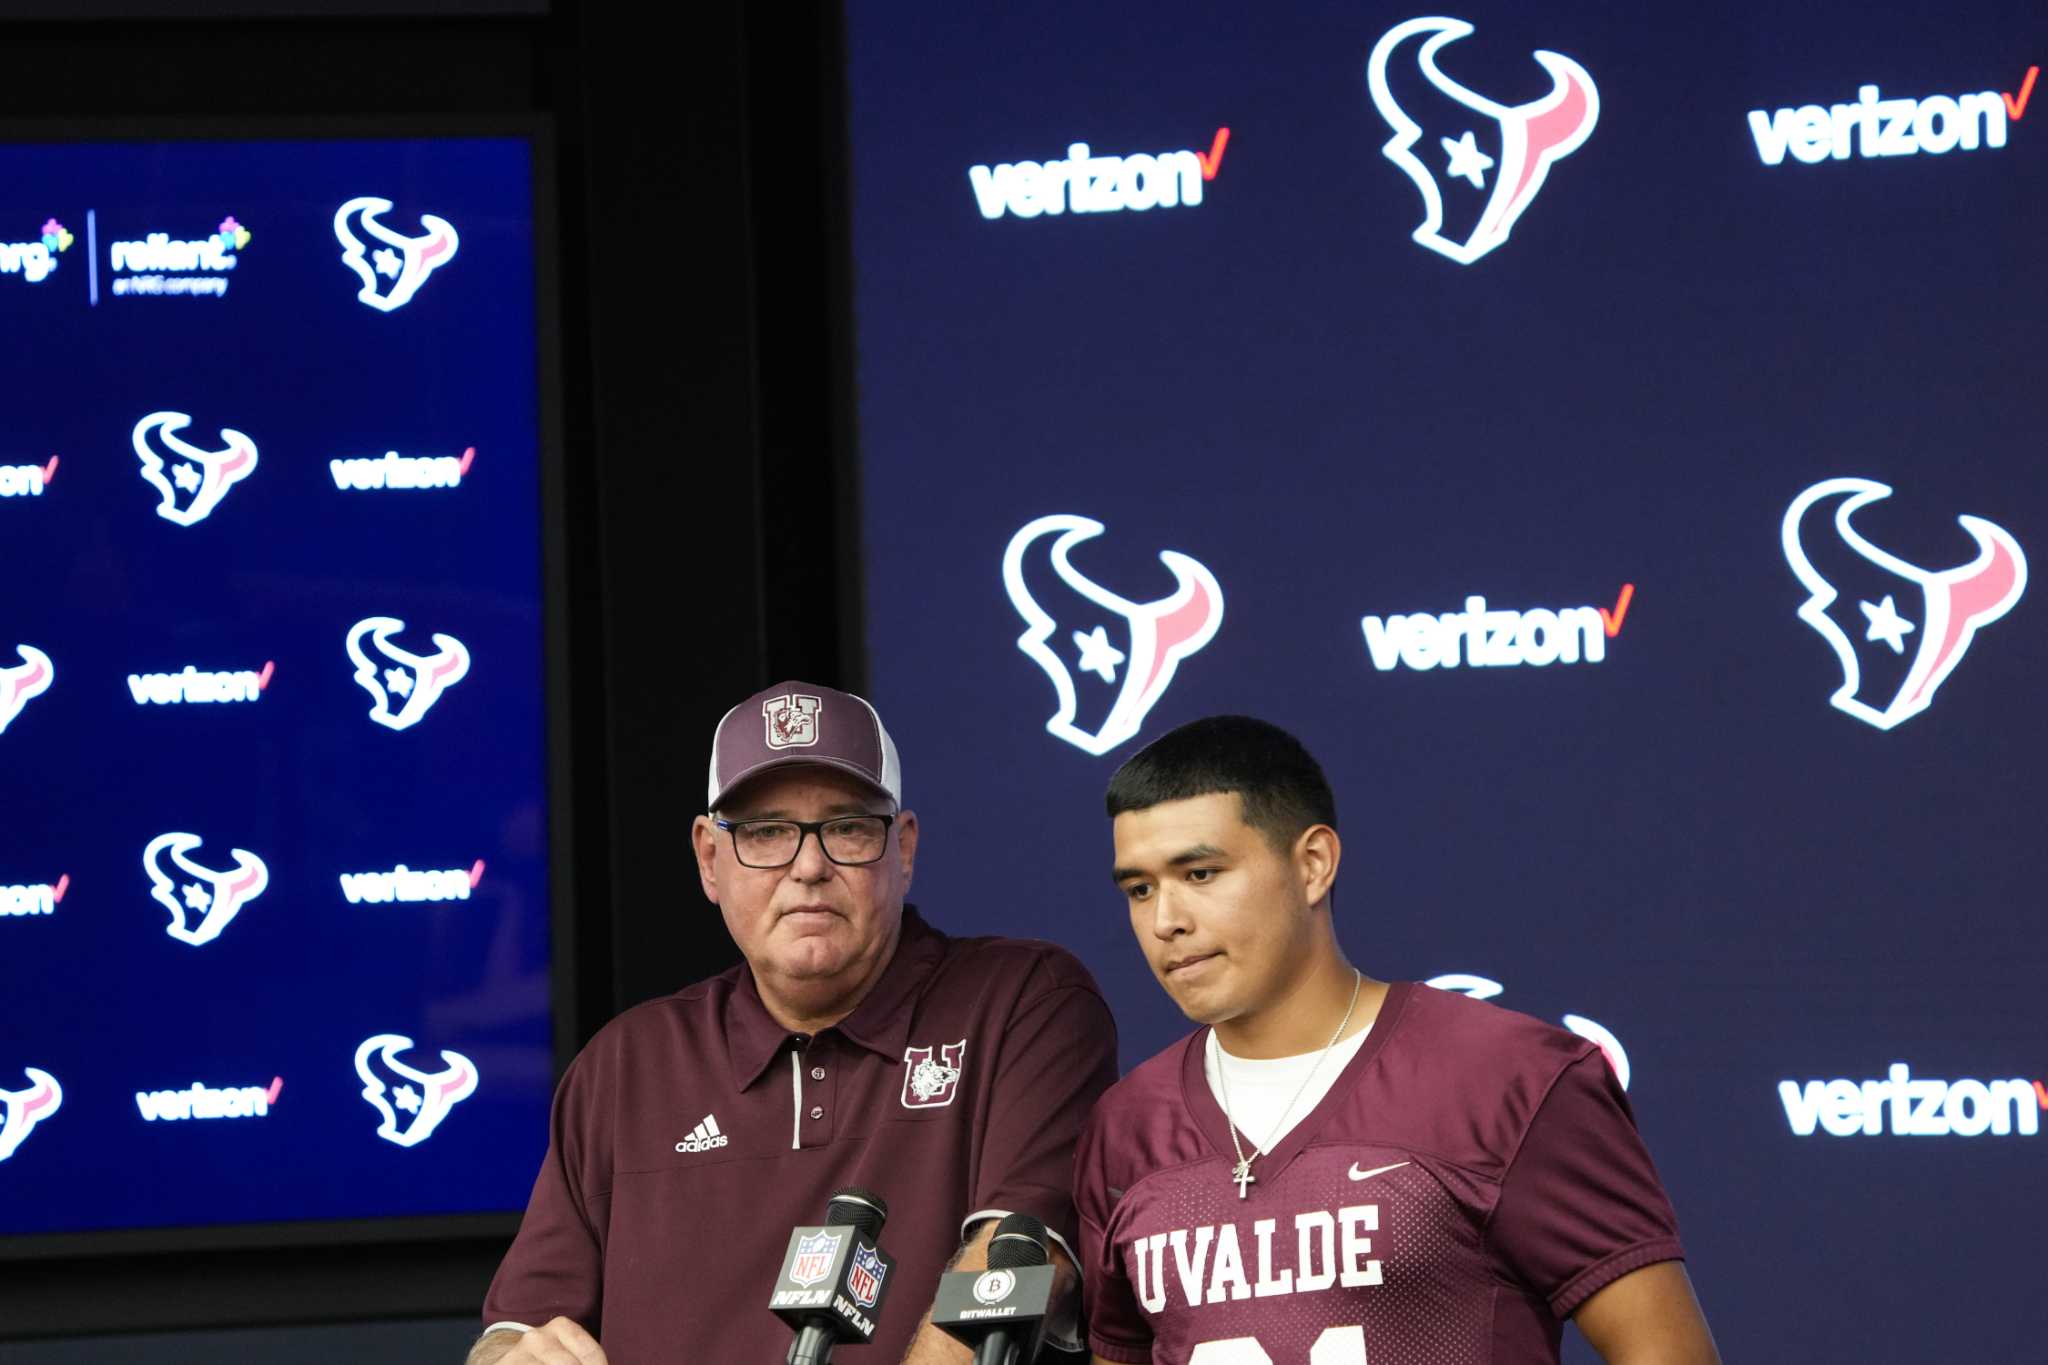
<box><xmin>930</xmin><ymin>1212</ymin><xmax>1056</xmax><ymax>1365</ymax></box>
<box><xmin>769</xmin><ymin>1187</ymin><xmax>899</xmax><ymax>1365</ymax></box>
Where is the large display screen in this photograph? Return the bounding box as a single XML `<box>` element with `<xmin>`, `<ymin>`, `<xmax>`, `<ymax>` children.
<box><xmin>0</xmin><ymin>133</ymin><xmax>555</xmax><ymax>1244</ymax></box>
<box><xmin>848</xmin><ymin>4</ymin><xmax>2044</xmax><ymax>1359</ymax></box>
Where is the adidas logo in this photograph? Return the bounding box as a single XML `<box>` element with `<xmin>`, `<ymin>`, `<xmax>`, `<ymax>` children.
<box><xmin>674</xmin><ymin>1113</ymin><xmax>729</xmax><ymax>1153</ymax></box>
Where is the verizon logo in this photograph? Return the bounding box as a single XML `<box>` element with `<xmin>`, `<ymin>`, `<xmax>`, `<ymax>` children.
<box><xmin>969</xmin><ymin>127</ymin><xmax>1229</xmax><ymax>220</ymax></box>
<box><xmin>1780</xmin><ymin>1063</ymin><xmax>2046</xmax><ymax>1137</ymax></box>
<box><xmin>330</xmin><ymin>447</ymin><xmax>474</xmax><ymax>491</ymax></box>
<box><xmin>0</xmin><ymin>457</ymin><xmax>56</xmax><ymax>498</ymax></box>
<box><xmin>1361</xmin><ymin>585</ymin><xmax>1633</xmax><ymax>672</ymax></box>
<box><xmin>339</xmin><ymin>860</ymin><xmax>484</xmax><ymax>905</ymax></box>
<box><xmin>1749</xmin><ymin>66</ymin><xmax>2036</xmax><ymax>165</ymax></box>
<box><xmin>136</xmin><ymin>1077</ymin><xmax>282</xmax><ymax>1122</ymax></box>
<box><xmin>128</xmin><ymin>662</ymin><xmax>274</xmax><ymax>705</ymax></box>
<box><xmin>1</xmin><ymin>874</ymin><xmax>68</xmax><ymax>917</ymax></box>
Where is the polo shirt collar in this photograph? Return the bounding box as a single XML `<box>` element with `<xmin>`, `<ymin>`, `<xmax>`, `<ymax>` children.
<box><xmin>725</xmin><ymin>906</ymin><xmax>946</xmax><ymax>1090</ymax></box>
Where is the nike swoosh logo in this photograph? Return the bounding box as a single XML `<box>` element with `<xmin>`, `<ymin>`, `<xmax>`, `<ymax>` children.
<box><xmin>1347</xmin><ymin>1161</ymin><xmax>1409</xmax><ymax>1182</ymax></box>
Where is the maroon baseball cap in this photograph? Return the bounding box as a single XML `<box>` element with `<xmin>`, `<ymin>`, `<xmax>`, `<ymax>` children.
<box><xmin>705</xmin><ymin>681</ymin><xmax>903</xmax><ymax>811</ymax></box>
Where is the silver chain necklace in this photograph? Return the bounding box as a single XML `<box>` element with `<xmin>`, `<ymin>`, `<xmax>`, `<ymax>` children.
<box><xmin>1213</xmin><ymin>968</ymin><xmax>1362</xmax><ymax>1199</ymax></box>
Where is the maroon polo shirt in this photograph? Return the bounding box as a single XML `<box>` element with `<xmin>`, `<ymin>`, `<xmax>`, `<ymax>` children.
<box><xmin>484</xmin><ymin>908</ymin><xmax>1118</xmax><ymax>1364</ymax></box>
<box><xmin>1076</xmin><ymin>982</ymin><xmax>1684</xmax><ymax>1364</ymax></box>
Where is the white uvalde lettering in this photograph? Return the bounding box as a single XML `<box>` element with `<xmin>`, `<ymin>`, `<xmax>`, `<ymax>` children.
<box><xmin>1206</xmin><ymin>1224</ymin><xmax>1251</xmax><ymax>1304</ymax></box>
<box><xmin>1251</xmin><ymin>1219</ymin><xmax>1292</xmax><ymax>1297</ymax></box>
<box><xmin>1169</xmin><ymin>1226</ymin><xmax>1215</xmax><ymax>1307</ymax></box>
<box><xmin>1129</xmin><ymin>1205</ymin><xmax>1385</xmax><ymax>1311</ymax></box>
<box><xmin>1294</xmin><ymin>1210</ymin><xmax>1338</xmax><ymax>1293</ymax></box>
<box><xmin>1134</xmin><ymin>1232</ymin><xmax>1169</xmax><ymax>1313</ymax></box>
<box><xmin>1338</xmin><ymin>1205</ymin><xmax>1381</xmax><ymax>1288</ymax></box>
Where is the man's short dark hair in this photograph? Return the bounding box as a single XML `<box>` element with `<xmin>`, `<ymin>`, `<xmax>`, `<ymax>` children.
<box><xmin>1105</xmin><ymin>715</ymin><xmax>1336</xmax><ymax>849</ymax></box>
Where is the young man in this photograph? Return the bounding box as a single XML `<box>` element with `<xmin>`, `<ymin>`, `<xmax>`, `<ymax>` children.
<box><xmin>1075</xmin><ymin>716</ymin><xmax>1718</xmax><ymax>1365</ymax></box>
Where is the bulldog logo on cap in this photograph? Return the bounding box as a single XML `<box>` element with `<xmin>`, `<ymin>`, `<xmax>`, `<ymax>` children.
<box><xmin>762</xmin><ymin>693</ymin><xmax>821</xmax><ymax>749</ymax></box>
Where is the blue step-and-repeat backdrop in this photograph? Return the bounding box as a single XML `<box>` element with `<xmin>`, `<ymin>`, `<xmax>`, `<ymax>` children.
<box><xmin>849</xmin><ymin>3</ymin><xmax>2045</xmax><ymax>1359</ymax></box>
<box><xmin>0</xmin><ymin>136</ymin><xmax>553</xmax><ymax>1240</ymax></box>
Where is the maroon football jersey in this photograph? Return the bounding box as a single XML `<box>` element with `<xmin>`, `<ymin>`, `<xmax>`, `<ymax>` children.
<box><xmin>1075</xmin><ymin>982</ymin><xmax>1683</xmax><ymax>1364</ymax></box>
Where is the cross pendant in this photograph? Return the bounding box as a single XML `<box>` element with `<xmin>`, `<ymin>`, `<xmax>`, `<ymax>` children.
<box><xmin>1232</xmin><ymin>1156</ymin><xmax>1256</xmax><ymax>1199</ymax></box>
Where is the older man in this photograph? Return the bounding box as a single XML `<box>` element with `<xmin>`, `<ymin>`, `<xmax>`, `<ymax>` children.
<box><xmin>475</xmin><ymin>682</ymin><xmax>1117</xmax><ymax>1364</ymax></box>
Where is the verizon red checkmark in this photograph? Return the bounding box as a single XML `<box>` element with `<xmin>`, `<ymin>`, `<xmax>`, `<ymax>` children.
<box><xmin>2005</xmin><ymin>65</ymin><xmax>2039</xmax><ymax>120</ymax></box>
<box><xmin>1600</xmin><ymin>583</ymin><xmax>1635</xmax><ymax>638</ymax></box>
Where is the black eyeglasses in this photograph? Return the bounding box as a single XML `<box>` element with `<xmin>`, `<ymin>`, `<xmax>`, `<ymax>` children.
<box><xmin>713</xmin><ymin>814</ymin><xmax>896</xmax><ymax>868</ymax></box>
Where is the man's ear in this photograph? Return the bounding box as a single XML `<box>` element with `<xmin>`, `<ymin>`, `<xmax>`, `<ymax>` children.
<box><xmin>691</xmin><ymin>814</ymin><xmax>722</xmax><ymax>904</ymax></box>
<box><xmin>1296</xmin><ymin>823</ymin><xmax>1341</xmax><ymax>909</ymax></box>
<box><xmin>893</xmin><ymin>809</ymin><xmax>919</xmax><ymax>891</ymax></box>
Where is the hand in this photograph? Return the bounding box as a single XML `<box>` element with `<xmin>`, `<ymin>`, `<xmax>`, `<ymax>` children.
<box><xmin>468</xmin><ymin>1318</ymin><xmax>609</xmax><ymax>1365</ymax></box>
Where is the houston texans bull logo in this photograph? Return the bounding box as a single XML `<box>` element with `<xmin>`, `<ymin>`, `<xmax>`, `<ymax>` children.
<box><xmin>1367</xmin><ymin>16</ymin><xmax>1599</xmax><ymax>264</ymax></box>
<box><xmin>346</xmin><ymin>616</ymin><xmax>471</xmax><ymax>731</ymax></box>
<box><xmin>0</xmin><ymin>1067</ymin><xmax>62</xmax><ymax>1162</ymax></box>
<box><xmin>1003</xmin><ymin>515</ymin><xmax>1224</xmax><ymax>757</ymax></box>
<box><xmin>334</xmin><ymin>197</ymin><xmax>460</xmax><ymax>312</ymax></box>
<box><xmin>0</xmin><ymin>644</ymin><xmax>53</xmax><ymax>736</ymax></box>
<box><xmin>133</xmin><ymin>411</ymin><xmax>259</xmax><ymax>526</ymax></box>
<box><xmin>1783</xmin><ymin>478</ymin><xmax>2026</xmax><ymax>731</ymax></box>
<box><xmin>354</xmin><ymin>1033</ymin><xmax>479</xmax><ymax>1147</ymax></box>
<box><xmin>144</xmin><ymin>832</ymin><xmax>269</xmax><ymax>947</ymax></box>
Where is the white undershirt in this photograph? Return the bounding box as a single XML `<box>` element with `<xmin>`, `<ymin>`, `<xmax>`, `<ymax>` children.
<box><xmin>1203</xmin><ymin>1024</ymin><xmax>1372</xmax><ymax>1153</ymax></box>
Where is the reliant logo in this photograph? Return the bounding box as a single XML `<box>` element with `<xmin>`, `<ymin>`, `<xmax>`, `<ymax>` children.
<box><xmin>340</xmin><ymin>859</ymin><xmax>485</xmax><ymax>905</ymax></box>
<box><xmin>144</xmin><ymin>832</ymin><xmax>269</xmax><ymax>947</ymax></box>
<box><xmin>968</xmin><ymin>127</ymin><xmax>1229</xmax><ymax>220</ymax></box>
<box><xmin>1783</xmin><ymin>478</ymin><xmax>2024</xmax><ymax>730</ymax></box>
<box><xmin>133</xmin><ymin>411</ymin><xmax>259</xmax><ymax>526</ymax></box>
<box><xmin>127</xmin><ymin>661</ymin><xmax>275</xmax><ymax>705</ymax></box>
<box><xmin>1003</xmin><ymin>514</ymin><xmax>1224</xmax><ymax>756</ymax></box>
<box><xmin>1780</xmin><ymin>1063</ymin><xmax>2046</xmax><ymax>1137</ymax></box>
<box><xmin>355</xmin><ymin>1034</ymin><xmax>478</xmax><ymax>1147</ymax></box>
<box><xmin>0</xmin><ymin>644</ymin><xmax>55</xmax><ymax>734</ymax></box>
<box><xmin>1748</xmin><ymin>65</ymin><xmax>2036</xmax><ymax>166</ymax></box>
<box><xmin>346</xmin><ymin>617</ymin><xmax>471</xmax><ymax>731</ymax></box>
<box><xmin>136</xmin><ymin>1076</ymin><xmax>282</xmax><ymax>1122</ymax></box>
<box><xmin>1367</xmin><ymin>16</ymin><xmax>1599</xmax><ymax>264</ymax></box>
<box><xmin>330</xmin><ymin>446</ymin><xmax>475</xmax><ymax>491</ymax></box>
<box><xmin>0</xmin><ymin>1068</ymin><xmax>62</xmax><ymax>1161</ymax></box>
<box><xmin>335</xmin><ymin>197</ymin><xmax>460</xmax><ymax>312</ymax></box>
<box><xmin>0</xmin><ymin>218</ymin><xmax>71</xmax><ymax>285</ymax></box>
<box><xmin>1426</xmin><ymin>974</ymin><xmax>1631</xmax><ymax>1088</ymax></box>
<box><xmin>1362</xmin><ymin>584</ymin><xmax>1632</xmax><ymax>671</ymax></box>
<box><xmin>0</xmin><ymin>455</ymin><xmax>58</xmax><ymax>498</ymax></box>
<box><xmin>109</xmin><ymin>214</ymin><xmax>250</xmax><ymax>298</ymax></box>
<box><xmin>1</xmin><ymin>874</ymin><xmax>69</xmax><ymax>918</ymax></box>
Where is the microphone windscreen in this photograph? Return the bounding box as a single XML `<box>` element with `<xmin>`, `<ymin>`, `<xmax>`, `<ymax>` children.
<box><xmin>826</xmin><ymin>1187</ymin><xmax>890</xmax><ymax>1240</ymax></box>
<box><xmin>987</xmin><ymin>1212</ymin><xmax>1049</xmax><ymax>1270</ymax></box>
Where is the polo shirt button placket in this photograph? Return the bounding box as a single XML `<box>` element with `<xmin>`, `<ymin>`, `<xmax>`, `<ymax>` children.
<box><xmin>799</xmin><ymin>1039</ymin><xmax>838</xmax><ymax>1147</ymax></box>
